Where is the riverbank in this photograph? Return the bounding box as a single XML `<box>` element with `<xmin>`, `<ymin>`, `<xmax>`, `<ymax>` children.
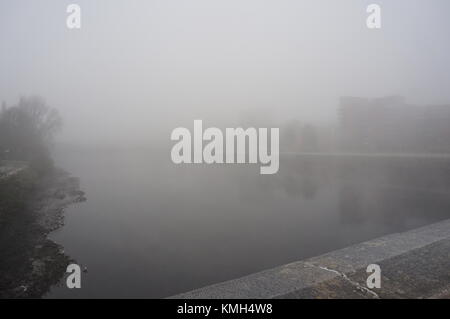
<box><xmin>0</xmin><ymin>162</ymin><xmax>85</xmax><ymax>298</ymax></box>
<box><xmin>172</xmin><ymin>219</ymin><xmax>450</xmax><ymax>299</ymax></box>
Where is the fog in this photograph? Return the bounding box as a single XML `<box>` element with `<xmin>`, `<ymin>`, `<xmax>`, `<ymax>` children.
<box><xmin>1</xmin><ymin>0</ymin><xmax>450</xmax><ymax>146</ymax></box>
<box><xmin>2</xmin><ymin>1</ymin><xmax>450</xmax><ymax>299</ymax></box>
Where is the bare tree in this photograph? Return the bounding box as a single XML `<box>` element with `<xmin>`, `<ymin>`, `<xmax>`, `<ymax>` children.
<box><xmin>0</xmin><ymin>96</ymin><xmax>62</xmax><ymax>164</ymax></box>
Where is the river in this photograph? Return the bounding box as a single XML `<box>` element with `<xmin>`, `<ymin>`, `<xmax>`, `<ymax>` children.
<box><xmin>45</xmin><ymin>146</ymin><xmax>450</xmax><ymax>298</ymax></box>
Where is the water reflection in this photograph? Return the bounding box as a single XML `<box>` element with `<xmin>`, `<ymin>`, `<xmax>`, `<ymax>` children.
<box><xmin>272</xmin><ymin>155</ymin><xmax>450</xmax><ymax>229</ymax></box>
<box><xmin>48</xmin><ymin>149</ymin><xmax>450</xmax><ymax>298</ymax></box>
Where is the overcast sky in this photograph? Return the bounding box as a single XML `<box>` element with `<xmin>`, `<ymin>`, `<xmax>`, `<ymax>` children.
<box><xmin>1</xmin><ymin>0</ymin><xmax>450</xmax><ymax>145</ymax></box>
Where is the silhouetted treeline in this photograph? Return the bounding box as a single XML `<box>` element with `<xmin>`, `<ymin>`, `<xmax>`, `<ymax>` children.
<box><xmin>339</xmin><ymin>96</ymin><xmax>450</xmax><ymax>153</ymax></box>
<box><xmin>0</xmin><ymin>96</ymin><xmax>62</xmax><ymax>174</ymax></box>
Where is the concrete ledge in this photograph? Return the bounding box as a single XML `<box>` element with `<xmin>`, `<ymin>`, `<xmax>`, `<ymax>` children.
<box><xmin>171</xmin><ymin>219</ymin><xmax>450</xmax><ymax>299</ymax></box>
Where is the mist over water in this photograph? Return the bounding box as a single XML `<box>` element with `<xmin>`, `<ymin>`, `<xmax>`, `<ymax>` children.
<box><xmin>1</xmin><ymin>0</ymin><xmax>450</xmax><ymax>146</ymax></box>
<box><xmin>1</xmin><ymin>0</ymin><xmax>450</xmax><ymax>298</ymax></box>
<box><xmin>45</xmin><ymin>146</ymin><xmax>450</xmax><ymax>298</ymax></box>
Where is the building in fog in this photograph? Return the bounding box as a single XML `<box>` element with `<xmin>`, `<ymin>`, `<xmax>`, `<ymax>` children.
<box><xmin>339</xmin><ymin>96</ymin><xmax>450</xmax><ymax>153</ymax></box>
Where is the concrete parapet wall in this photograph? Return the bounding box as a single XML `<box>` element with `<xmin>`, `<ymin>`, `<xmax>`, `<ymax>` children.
<box><xmin>172</xmin><ymin>219</ymin><xmax>450</xmax><ymax>299</ymax></box>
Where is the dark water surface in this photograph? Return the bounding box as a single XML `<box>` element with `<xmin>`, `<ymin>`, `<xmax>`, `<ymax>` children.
<box><xmin>46</xmin><ymin>147</ymin><xmax>450</xmax><ymax>298</ymax></box>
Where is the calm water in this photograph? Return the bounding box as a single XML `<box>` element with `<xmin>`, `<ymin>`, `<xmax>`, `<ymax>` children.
<box><xmin>46</xmin><ymin>147</ymin><xmax>450</xmax><ymax>298</ymax></box>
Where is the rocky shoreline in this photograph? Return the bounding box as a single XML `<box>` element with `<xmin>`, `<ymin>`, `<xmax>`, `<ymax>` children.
<box><xmin>0</xmin><ymin>166</ymin><xmax>85</xmax><ymax>298</ymax></box>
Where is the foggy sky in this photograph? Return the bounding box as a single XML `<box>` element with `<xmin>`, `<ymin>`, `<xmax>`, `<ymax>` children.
<box><xmin>1</xmin><ymin>0</ymin><xmax>450</xmax><ymax>145</ymax></box>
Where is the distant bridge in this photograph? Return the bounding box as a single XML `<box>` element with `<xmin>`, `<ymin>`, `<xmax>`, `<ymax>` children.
<box><xmin>281</xmin><ymin>152</ymin><xmax>450</xmax><ymax>159</ymax></box>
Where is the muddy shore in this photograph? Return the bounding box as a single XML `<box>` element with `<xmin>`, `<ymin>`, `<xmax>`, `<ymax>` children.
<box><xmin>0</xmin><ymin>166</ymin><xmax>85</xmax><ymax>298</ymax></box>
